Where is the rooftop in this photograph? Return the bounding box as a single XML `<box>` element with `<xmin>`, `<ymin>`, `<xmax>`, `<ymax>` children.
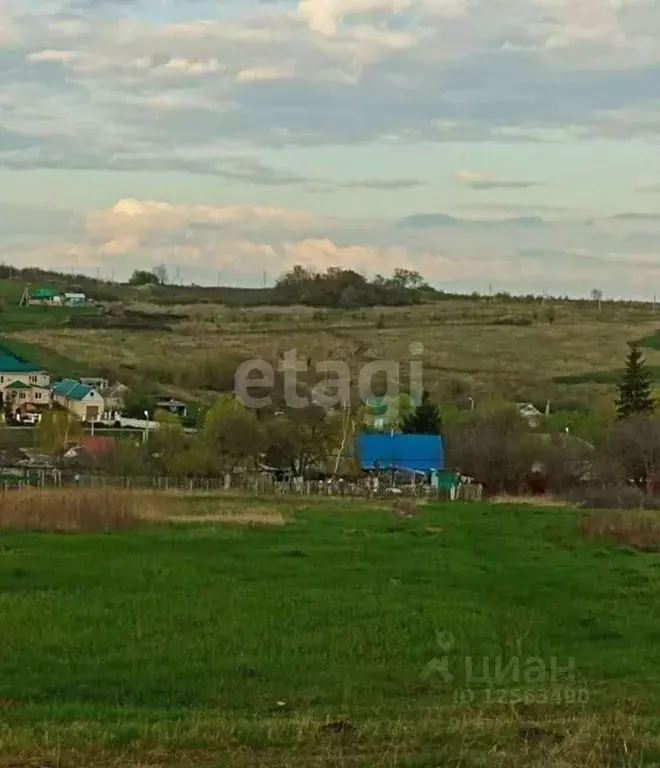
<box><xmin>5</xmin><ymin>380</ymin><xmax>31</xmax><ymax>391</ymax></box>
<box><xmin>0</xmin><ymin>347</ymin><xmax>43</xmax><ymax>374</ymax></box>
<box><xmin>52</xmin><ymin>378</ymin><xmax>96</xmax><ymax>401</ymax></box>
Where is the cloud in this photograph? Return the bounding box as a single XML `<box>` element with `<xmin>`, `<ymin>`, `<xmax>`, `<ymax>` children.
<box><xmin>637</xmin><ymin>183</ymin><xmax>660</xmax><ymax>194</ymax></box>
<box><xmin>3</xmin><ymin>191</ymin><xmax>660</xmax><ymax>299</ymax></box>
<box><xmin>453</xmin><ymin>169</ymin><xmax>544</xmax><ymax>190</ymax></box>
<box><xmin>397</xmin><ymin>212</ymin><xmax>458</xmax><ymax>228</ymax></box>
<box><xmin>4</xmin><ymin>0</ymin><xmax>660</xmax><ymax>300</ymax></box>
<box><xmin>610</xmin><ymin>212</ymin><xmax>660</xmax><ymax>221</ymax></box>
<box><xmin>86</xmin><ymin>199</ymin><xmax>322</xmax><ymax>246</ymax></box>
<box><xmin>396</xmin><ymin>211</ymin><xmax>546</xmax><ymax>229</ymax></box>
<box><xmin>340</xmin><ymin>178</ymin><xmax>426</xmax><ymax>190</ymax></box>
<box><xmin>1</xmin><ymin>0</ymin><xmax>659</xmax><ymax>172</ymax></box>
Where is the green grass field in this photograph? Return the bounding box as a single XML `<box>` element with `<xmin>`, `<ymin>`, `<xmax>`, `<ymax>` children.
<box><xmin>1</xmin><ymin>498</ymin><xmax>660</xmax><ymax>766</ymax></box>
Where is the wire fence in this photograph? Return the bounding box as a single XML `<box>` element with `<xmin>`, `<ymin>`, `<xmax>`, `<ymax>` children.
<box><xmin>0</xmin><ymin>470</ymin><xmax>483</xmax><ymax>500</ymax></box>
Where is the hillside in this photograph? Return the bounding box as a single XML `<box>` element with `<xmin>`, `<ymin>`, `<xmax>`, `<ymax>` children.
<box><xmin>6</xmin><ymin>296</ymin><xmax>660</xmax><ymax>411</ymax></box>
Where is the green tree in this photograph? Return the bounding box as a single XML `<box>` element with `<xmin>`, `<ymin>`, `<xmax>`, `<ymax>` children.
<box><xmin>36</xmin><ymin>409</ymin><xmax>83</xmax><ymax>453</ymax></box>
<box><xmin>203</xmin><ymin>395</ymin><xmax>263</xmax><ymax>472</ymax></box>
<box><xmin>102</xmin><ymin>438</ymin><xmax>148</xmax><ymax>477</ymax></box>
<box><xmin>401</xmin><ymin>390</ymin><xmax>442</xmax><ymax>434</ymax></box>
<box><xmin>263</xmin><ymin>406</ymin><xmax>338</xmax><ymax>475</ymax></box>
<box><xmin>616</xmin><ymin>344</ymin><xmax>655</xmax><ymax>420</ymax></box>
<box><xmin>128</xmin><ymin>269</ymin><xmax>160</xmax><ymax>287</ymax></box>
<box><xmin>123</xmin><ymin>389</ymin><xmax>156</xmax><ymax>419</ymax></box>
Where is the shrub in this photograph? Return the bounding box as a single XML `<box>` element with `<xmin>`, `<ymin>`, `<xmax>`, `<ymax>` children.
<box><xmin>491</xmin><ymin>316</ymin><xmax>534</xmax><ymax>327</ymax></box>
<box><xmin>571</xmin><ymin>485</ymin><xmax>660</xmax><ymax>511</ymax></box>
<box><xmin>573</xmin><ymin>485</ymin><xmax>647</xmax><ymax>510</ymax></box>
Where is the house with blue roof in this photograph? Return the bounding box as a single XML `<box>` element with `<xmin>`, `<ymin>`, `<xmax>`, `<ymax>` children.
<box><xmin>52</xmin><ymin>379</ymin><xmax>106</xmax><ymax>423</ymax></box>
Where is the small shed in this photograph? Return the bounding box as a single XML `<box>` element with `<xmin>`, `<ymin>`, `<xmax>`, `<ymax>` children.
<box><xmin>63</xmin><ymin>293</ymin><xmax>86</xmax><ymax>307</ymax></box>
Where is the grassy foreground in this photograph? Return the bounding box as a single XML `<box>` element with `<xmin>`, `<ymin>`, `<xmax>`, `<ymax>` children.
<box><xmin>1</xmin><ymin>497</ymin><xmax>660</xmax><ymax>766</ymax></box>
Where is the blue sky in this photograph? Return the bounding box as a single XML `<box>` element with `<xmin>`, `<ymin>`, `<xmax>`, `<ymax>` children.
<box><xmin>1</xmin><ymin>0</ymin><xmax>660</xmax><ymax>297</ymax></box>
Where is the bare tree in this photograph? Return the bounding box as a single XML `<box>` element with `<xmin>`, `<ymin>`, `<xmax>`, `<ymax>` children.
<box><xmin>444</xmin><ymin>406</ymin><xmax>537</xmax><ymax>494</ymax></box>
<box><xmin>152</xmin><ymin>264</ymin><xmax>168</xmax><ymax>285</ymax></box>
<box><xmin>599</xmin><ymin>414</ymin><xmax>660</xmax><ymax>492</ymax></box>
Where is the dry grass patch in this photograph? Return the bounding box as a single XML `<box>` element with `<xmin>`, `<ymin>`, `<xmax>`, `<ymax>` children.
<box><xmin>492</xmin><ymin>494</ymin><xmax>571</xmax><ymax>508</ymax></box>
<box><xmin>580</xmin><ymin>508</ymin><xmax>660</xmax><ymax>552</ymax></box>
<box><xmin>0</xmin><ymin>488</ymin><xmax>161</xmax><ymax>532</ymax></box>
<box><xmin>0</xmin><ymin>489</ymin><xmax>289</xmax><ymax>531</ymax></box>
<box><xmin>168</xmin><ymin>505</ymin><xmax>287</xmax><ymax>526</ymax></box>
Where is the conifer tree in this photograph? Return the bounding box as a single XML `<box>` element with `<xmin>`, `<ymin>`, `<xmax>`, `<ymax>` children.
<box><xmin>401</xmin><ymin>390</ymin><xmax>442</xmax><ymax>434</ymax></box>
<box><xmin>616</xmin><ymin>344</ymin><xmax>655</xmax><ymax>420</ymax></box>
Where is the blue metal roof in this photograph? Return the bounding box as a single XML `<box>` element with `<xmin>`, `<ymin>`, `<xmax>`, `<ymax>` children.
<box><xmin>52</xmin><ymin>378</ymin><xmax>95</xmax><ymax>401</ymax></box>
<box><xmin>0</xmin><ymin>348</ymin><xmax>42</xmax><ymax>374</ymax></box>
<box><xmin>356</xmin><ymin>433</ymin><xmax>444</xmax><ymax>473</ymax></box>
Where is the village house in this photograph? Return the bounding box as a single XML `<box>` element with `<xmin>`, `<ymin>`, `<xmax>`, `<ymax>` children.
<box><xmin>4</xmin><ymin>381</ymin><xmax>52</xmax><ymax>418</ymax></box>
<box><xmin>155</xmin><ymin>397</ymin><xmax>188</xmax><ymax>418</ymax></box>
<box><xmin>80</xmin><ymin>377</ymin><xmax>109</xmax><ymax>391</ymax></box>
<box><xmin>20</xmin><ymin>287</ymin><xmax>62</xmax><ymax>307</ymax></box>
<box><xmin>0</xmin><ymin>348</ymin><xmax>52</xmax><ymax>417</ymax></box>
<box><xmin>101</xmin><ymin>382</ymin><xmax>129</xmax><ymax>414</ymax></box>
<box><xmin>51</xmin><ymin>379</ymin><xmax>105</xmax><ymax>423</ymax></box>
<box><xmin>19</xmin><ymin>287</ymin><xmax>88</xmax><ymax>308</ymax></box>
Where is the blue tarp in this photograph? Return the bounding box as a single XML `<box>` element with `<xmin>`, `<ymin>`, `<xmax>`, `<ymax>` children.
<box><xmin>356</xmin><ymin>433</ymin><xmax>444</xmax><ymax>473</ymax></box>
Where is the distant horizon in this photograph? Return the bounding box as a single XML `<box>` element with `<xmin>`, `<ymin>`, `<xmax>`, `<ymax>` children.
<box><xmin>3</xmin><ymin>261</ymin><xmax>659</xmax><ymax>305</ymax></box>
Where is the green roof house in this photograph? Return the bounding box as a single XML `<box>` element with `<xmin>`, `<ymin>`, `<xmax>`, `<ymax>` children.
<box><xmin>0</xmin><ymin>346</ymin><xmax>50</xmax><ymax>393</ymax></box>
<box><xmin>20</xmin><ymin>287</ymin><xmax>62</xmax><ymax>307</ymax></box>
<box><xmin>51</xmin><ymin>379</ymin><xmax>106</xmax><ymax>423</ymax></box>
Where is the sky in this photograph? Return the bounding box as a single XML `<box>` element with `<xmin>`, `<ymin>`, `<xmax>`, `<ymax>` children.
<box><xmin>1</xmin><ymin>0</ymin><xmax>660</xmax><ymax>298</ymax></box>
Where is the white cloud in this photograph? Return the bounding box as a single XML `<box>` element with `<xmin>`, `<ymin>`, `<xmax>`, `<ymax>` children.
<box><xmin>158</xmin><ymin>57</ymin><xmax>224</xmax><ymax>76</ymax></box>
<box><xmin>103</xmin><ymin>199</ymin><xmax>319</xmax><ymax>228</ymax></box>
<box><xmin>85</xmin><ymin>199</ymin><xmax>324</xmax><ymax>255</ymax></box>
<box><xmin>28</xmin><ymin>48</ymin><xmax>82</xmax><ymax>63</ymax></box>
<box><xmin>236</xmin><ymin>66</ymin><xmax>295</xmax><ymax>83</ymax></box>
<box><xmin>299</xmin><ymin>0</ymin><xmax>414</xmax><ymax>36</ymax></box>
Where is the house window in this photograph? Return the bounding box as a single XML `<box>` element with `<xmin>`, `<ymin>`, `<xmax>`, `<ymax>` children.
<box><xmin>19</xmin><ymin>392</ymin><xmax>26</xmax><ymax>400</ymax></box>
<box><xmin>35</xmin><ymin>392</ymin><xmax>41</xmax><ymax>400</ymax></box>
